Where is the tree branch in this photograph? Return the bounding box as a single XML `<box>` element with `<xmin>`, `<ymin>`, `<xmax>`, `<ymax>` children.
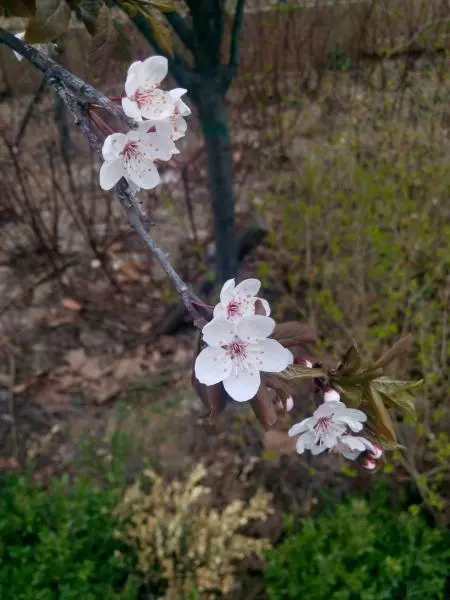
<box><xmin>229</xmin><ymin>0</ymin><xmax>246</xmax><ymax>68</ymax></box>
<box><xmin>0</xmin><ymin>27</ymin><xmax>129</xmax><ymax>126</ymax></box>
<box><xmin>164</xmin><ymin>11</ymin><xmax>195</xmax><ymax>52</ymax></box>
<box><xmin>0</xmin><ymin>27</ymin><xmax>203</xmax><ymax>325</ymax></box>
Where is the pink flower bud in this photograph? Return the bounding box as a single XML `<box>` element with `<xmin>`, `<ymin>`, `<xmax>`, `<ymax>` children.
<box><xmin>362</xmin><ymin>458</ymin><xmax>377</xmax><ymax>471</ymax></box>
<box><xmin>324</xmin><ymin>388</ymin><xmax>340</xmax><ymax>403</ymax></box>
<box><xmin>286</xmin><ymin>396</ymin><xmax>294</xmax><ymax>412</ymax></box>
<box><xmin>369</xmin><ymin>444</ymin><xmax>383</xmax><ymax>460</ymax></box>
<box><xmin>294</xmin><ymin>357</ymin><xmax>313</xmax><ymax>368</ymax></box>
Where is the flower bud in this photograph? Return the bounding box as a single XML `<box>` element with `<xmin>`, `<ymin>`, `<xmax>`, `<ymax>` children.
<box><xmin>369</xmin><ymin>444</ymin><xmax>383</xmax><ymax>460</ymax></box>
<box><xmin>361</xmin><ymin>458</ymin><xmax>377</xmax><ymax>471</ymax></box>
<box><xmin>294</xmin><ymin>357</ymin><xmax>313</xmax><ymax>368</ymax></box>
<box><xmin>285</xmin><ymin>395</ymin><xmax>294</xmax><ymax>412</ymax></box>
<box><xmin>324</xmin><ymin>388</ymin><xmax>340</xmax><ymax>403</ymax></box>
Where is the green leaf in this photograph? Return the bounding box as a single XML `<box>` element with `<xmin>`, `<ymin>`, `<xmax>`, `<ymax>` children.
<box><xmin>371</xmin><ymin>377</ymin><xmax>423</xmax><ymax>397</ymax></box>
<box><xmin>336</xmin><ymin>383</ymin><xmax>363</xmax><ymax>407</ymax></box>
<box><xmin>366</xmin><ymin>384</ymin><xmax>397</xmax><ymax>445</ymax></box>
<box><xmin>25</xmin><ymin>0</ymin><xmax>71</xmax><ymax>43</ymax></box>
<box><xmin>280</xmin><ymin>365</ymin><xmax>326</xmax><ymax>381</ymax></box>
<box><xmin>88</xmin><ymin>5</ymin><xmax>119</xmax><ymax>77</ymax></box>
<box><xmin>381</xmin><ymin>390</ymin><xmax>417</xmax><ymax>421</ymax></box>
<box><xmin>141</xmin><ymin>7</ymin><xmax>173</xmax><ymax>55</ymax></box>
<box><xmin>337</xmin><ymin>345</ymin><xmax>362</xmax><ymax>376</ymax></box>
<box><xmin>0</xmin><ymin>0</ymin><xmax>36</xmax><ymax>16</ymax></box>
<box><xmin>143</xmin><ymin>0</ymin><xmax>175</xmax><ymax>11</ymax></box>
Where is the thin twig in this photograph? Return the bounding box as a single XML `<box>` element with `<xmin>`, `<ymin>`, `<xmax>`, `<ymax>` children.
<box><xmin>0</xmin><ymin>27</ymin><xmax>203</xmax><ymax>324</ymax></box>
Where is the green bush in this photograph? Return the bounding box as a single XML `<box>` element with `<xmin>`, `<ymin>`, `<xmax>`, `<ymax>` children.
<box><xmin>0</xmin><ymin>473</ymin><xmax>139</xmax><ymax>600</ymax></box>
<box><xmin>264</xmin><ymin>490</ymin><xmax>450</xmax><ymax>600</ymax></box>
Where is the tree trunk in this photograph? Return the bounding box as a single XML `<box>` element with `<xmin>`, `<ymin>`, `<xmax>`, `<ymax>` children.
<box><xmin>197</xmin><ymin>92</ymin><xmax>238</xmax><ymax>283</ymax></box>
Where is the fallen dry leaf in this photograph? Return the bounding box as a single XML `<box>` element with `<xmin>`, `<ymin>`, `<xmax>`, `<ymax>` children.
<box><xmin>64</xmin><ymin>348</ymin><xmax>88</xmax><ymax>372</ymax></box>
<box><xmin>61</xmin><ymin>297</ymin><xmax>82</xmax><ymax>311</ymax></box>
<box><xmin>114</xmin><ymin>357</ymin><xmax>144</xmax><ymax>380</ymax></box>
<box><xmin>119</xmin><ymin>260</ymin><xmax>143</xmax><ymax>282</ymax></box>
<box><xmin>93</xmin><ymin>379</ymin><xmax>122</xmax><ymax>404</ymax></box>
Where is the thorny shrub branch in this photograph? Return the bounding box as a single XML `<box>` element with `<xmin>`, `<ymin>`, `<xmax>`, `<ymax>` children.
<box><xmin>0</xmin><ymin>27</ymin><xmax>203</xmax><ymax>324</ymax></box>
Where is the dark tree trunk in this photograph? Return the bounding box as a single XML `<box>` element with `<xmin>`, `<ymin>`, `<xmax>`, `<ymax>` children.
<box><xmin>197</xmin><ymin>91</ymin><xmax>237</xmax><ymax>282</ymax></box>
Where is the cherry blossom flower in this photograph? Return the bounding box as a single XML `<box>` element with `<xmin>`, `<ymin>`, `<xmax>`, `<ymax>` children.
<box><xmin>194</xmin><ymin>315</ymin><xmax>293</xmax><ymax>402</ymax></box>
<box><xmin>213</xmin><ymin>278</ymin><xmax>270</xmax><ymax>322</ymax></box>
<box><xmin>324</xmin><ymin>388</ymin><xmax>341</xmax><ymax>403</ymax></box>
<box><xmin>288</xmin><ymin>401</ymin><xmax>367</xmax><ymax>455</ymax></box>
<box><xmin>99</xmin><ymin>130</ymin><xmax>172</xmax><ymax>191</ymax></box>
<box><xmin>121</xmin><ymin>55</ymin><xmax>186</xmax><ymax>122</ymax></box>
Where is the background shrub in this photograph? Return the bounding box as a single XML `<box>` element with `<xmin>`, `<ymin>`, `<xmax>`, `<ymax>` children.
<box><xmin>264</xmin><ymin>487</ymin><xmax>450</xmax><ymax>600</ymax></box>
<box><xmin>0</xmin><ymin>473</ymin><xmax>139</xmax><ymax>600</ymax></box>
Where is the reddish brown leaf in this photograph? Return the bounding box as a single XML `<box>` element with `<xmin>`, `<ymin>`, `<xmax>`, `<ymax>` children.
<box><xmin>372</xmin><ymin>335</ymin><xmax>413</xmax><ymax>369</ymax></box>
<box><xmin>250</xmin><ymin>385</ymin><xmax>277</xmax><ymax>430</ymax></box>
<box><xmin>272</xmin><ymin>321</ymin><xmax>317</xmax><ymax>347</ymax></box>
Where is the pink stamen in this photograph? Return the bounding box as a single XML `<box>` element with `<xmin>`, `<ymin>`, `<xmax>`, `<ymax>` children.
<box><xmin>121</xmin><ymin>141</ymin><xmax>140</xmax><ymax>160</ymax></box>
<box><xmin>226</xmin><ymin>300</ymin><xmax>242</xmax><ymax>319</ymax></box>
<box><xmin>315</xmin><ymin>416</ymin><xmax>333</xmax><ymax>432</ymax></box>
<box><xmin>133</xmin><ymin>88</ymin><xmax>156</xmax><ymax>108</ymax></box>
<box><xmin>226</xmin><ymin>339</ymin><xmax>247</xmax><ymax>359</ymax></box>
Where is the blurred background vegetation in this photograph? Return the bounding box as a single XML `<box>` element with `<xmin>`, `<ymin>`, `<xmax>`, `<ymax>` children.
<box><xmin>0</xmin><ymin>0</ymin><xmax>449</xmax><ymax>598</ymax></box>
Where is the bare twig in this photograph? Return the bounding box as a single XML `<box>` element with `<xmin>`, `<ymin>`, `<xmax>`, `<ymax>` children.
<box><xmin>0</xmin><ymin>27</ymin><xmax>203</xmax><ymax>324</ymax></box>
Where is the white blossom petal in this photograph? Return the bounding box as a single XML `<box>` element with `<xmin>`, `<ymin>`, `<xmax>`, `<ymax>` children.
<box><xmin>121</xmin><ymin>97</ymin><xmax>143</xmax><ymax>121</ymax></box>
<box><xmin>311</xmin><ymin>443</ymin><xmax>327</xmax><ymax>455</ymax></box>
<box><xmin>102</xmin><ymin>133</ymin><xmax>126</xmax><ymax>160</ymax></box>
<box><xmin>236</xmin><ymin>315</ymin><xmax>275</xmax><ymax>343</ymax></box>
<box><xmin>195</xmin><ymin>346</ymin><xmax>231</xmax><ymax>385</ymax></box>
<box><xmin>286</xmin><ymin>396</ymin><xmax>294</xmax><ymax>412</ymax></box>
<box><xmin>220</xmin><ymin>279</ymin><xmax>236</xmax><ymax>304</ymax></box>
<box><xmin>288</xmin><ymin>417</ymin><xmax>314</xmax><ymax>437</ymax></box>
<box><xmin>213</xmin><ymin>304</ymin><xmax>227</xmax><ymax>319</ymax></box>
<box><xmin>99</xmin><ymin>159</ymin><xmax>125</xmax><ymax>190</ymax></box>
<box><xmin>125</xmin><ymin>155</ymin><xmax>160</xmax><ymax>189</ymax></box>
<box><xmin>234</xmin><ymin>278</ymin><xmax>261</xmax><ymax>298</ymax></box>
<box><xmin>223</xmin><ymin>370</ymin><xmax>260</xmax><ymax>402</ymax></box>
<box><xmin>337</xmin><ymin>416</ymin><xmax>364</xmax><ymax>432</ymax></box>
<box><xmin>168</xmin><ymin>87</ymin><xmax>188</xmax><ymax>103</ymax></box>
<box><xmin>295</xmin><ymin>431</ymin><xmax>314</xmax><ymax>454</ymax></box>
<box><xmin>141</xmin><ymin>55</ymin><xmax>168</xmax><ymax>85</ymax></box>
<box><xmin>202</xmin><ymin>318</ymin><xmax>235</xmax><ymax>347</ymax></box>
<box><xmin>251</xmin><ymin>338</ymin><xmax>293</xmax><ymax>373</ymax></box>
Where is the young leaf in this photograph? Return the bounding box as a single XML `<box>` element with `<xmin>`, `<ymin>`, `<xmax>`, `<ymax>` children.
<box><xmin>88</xmin><ymin>5</ymin><xmax>119</xmax><ymax>77</ymax></box>
<box><xmin>0</xmin><ymin>0</ymin><xmax>36</xmax><ymax>16</ymax></box>
<box><xmin>142</xmin><ymin>8</ymin><xmax>173</xmax><ymax>55</ymax></box>
<box><xmin>336</xmin><ymin>345</ymin><xmax>362</xmax><ymax>376</ymax></box>
<box><xmin>26</xmin><ymin>0</ymin><xmax>71</xmax><ymax>43</ymax></box>
<box><xmin>372</xmin><ymin>334</ymin><xmax>413</xmax><ymax>369</ymax></box>
<box><xmin>336</xmin><ymin>383</ymin><xmax>363</xmax><ymax>407</ymax></box>
<box><xmin>371</xmin><ymin>377</ymin><xmax>424</xmax><ymax>397</ymax></box>
<box><xmin>381</xmin><ymin>390</ymin><xmax>417</xmax><ymax>421</ymax></box>
<box><xmin>280</xmin><ymin>365</ymin><xmax>326</xmax><ymax>381</ymax></box>
<box><xmin>145</xmin><ymin>0</ymin><xmax>175</xmax><ymax>11</ymax></box>
<box><xmin>365</xmin><ymin>384</ymin><xmax>397</xmax><ymax>445</ymax></box>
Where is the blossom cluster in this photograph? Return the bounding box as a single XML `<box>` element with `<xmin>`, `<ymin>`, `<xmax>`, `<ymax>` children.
<box><xmin>99</xmin><ymin>56</ymin><xmax>190</xmax><ymax>192</ymax></box>
<box><xmin>195</xmin><ymin>278</ymin><xmax>382</xmax><ymax>468</ymax></box>
<box><xmin>194</xmin><ymin>278</ymin><xmax>293</xmax><ymax>402</ymax></box>
<box><xmin>288</xmin><ymin>388</ymin><xmax>382</xmax><ymax>468</ymax></box>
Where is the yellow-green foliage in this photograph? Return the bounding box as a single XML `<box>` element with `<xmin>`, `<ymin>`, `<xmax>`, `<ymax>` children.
<box><xmin>116</xmin><ymin>464</ymin><xmax>273</xmax><ymax>599</ymax></box>
<box><xmin>257</xmin><ymin>60</ymin><xmax>449</xmax><ymax>517</ymax></box>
